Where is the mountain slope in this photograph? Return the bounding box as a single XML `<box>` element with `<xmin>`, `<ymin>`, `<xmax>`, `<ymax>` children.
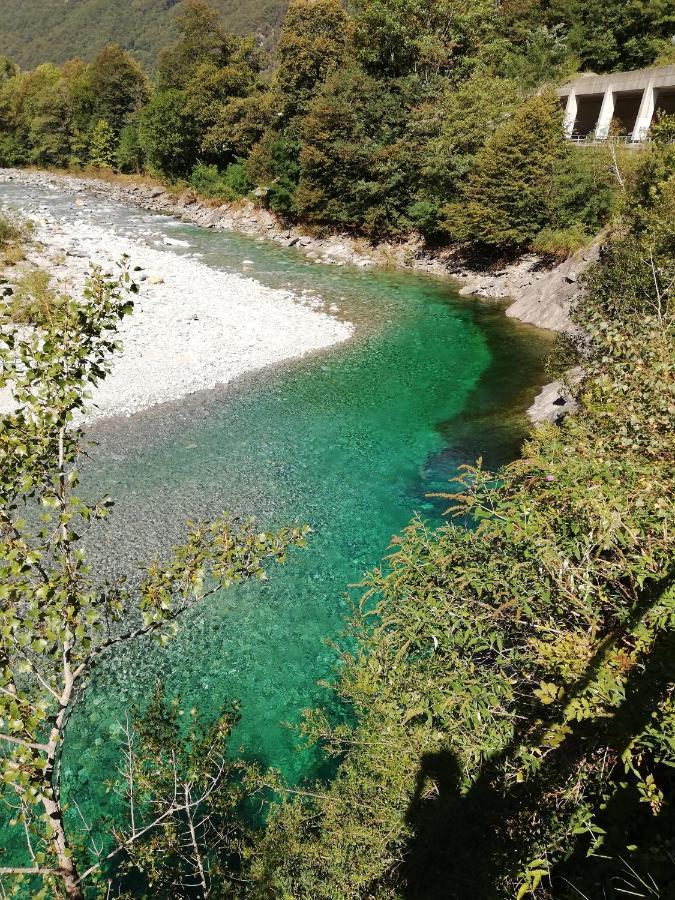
<box><xmin>0</xmin><ymin>0</ymin><xmax>288</xmax><ymax>71</ymax></box>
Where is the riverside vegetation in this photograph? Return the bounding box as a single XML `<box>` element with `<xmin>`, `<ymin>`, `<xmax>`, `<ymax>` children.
<box><xmin>0</xmin><ymin>1</ymin><xmax>674</xmax><ymax>898</ymax></box>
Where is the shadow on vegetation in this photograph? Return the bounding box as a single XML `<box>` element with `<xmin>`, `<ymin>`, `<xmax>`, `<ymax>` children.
<box><xmin>392</xmin><ymin>572</ymin><xmax>675</xmax><ymax>899</ymax></box>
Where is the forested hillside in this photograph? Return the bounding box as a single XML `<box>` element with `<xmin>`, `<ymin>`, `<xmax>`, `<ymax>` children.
<box><xmin>1</xmin><ymin>0</ymin><xmax>673</xmax><ymax>74</ymax></box>
<box><xmin>0</xmin><ymin>0</ymin><xmax>288</xmax><ymax>70</ymax></box>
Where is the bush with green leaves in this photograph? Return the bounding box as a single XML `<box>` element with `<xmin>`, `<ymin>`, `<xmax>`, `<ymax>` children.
<box><xmin>3</xmin><ymin>267</ymin><xmax>64</xmax><ymax>324</ymax></box>
<box><xmin>0</xmin><ymin>213</ymin><xmax>22</xmax><ymax>250</ymax></box>
<box><xmin>189</xmin><ymin>160</ymin><xmax>251</xmax><ymax>201</ymax></box>
<box><xmin>0</xmin><ymin>212</ymin><xmax>27</xmax><ymax>268</ymax></box>
<box><xmin>0</xmin><ymin>263</ymin><xmax>307</xmax><ymax>898</ymax></box>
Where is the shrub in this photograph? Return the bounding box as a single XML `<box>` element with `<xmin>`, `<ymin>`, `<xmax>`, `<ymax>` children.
<box><xmin>406</xmin><ymin>199</ymin><xmax>444</xmax><ymax>239</ymax></box>
<box><xmin>531</xmin><ymin>224</ymin><xmax>589</xmax><ymax>258</ymax></box>
<box><xmin>0</xmin><ymin>214</ymin><xmax>26</xmax><ymax>268</ymax></box>
<box><xmin>247</xmin><ymin>133</ymin><xmax>300</xmax><ymax>217</ymax></box>
<box><xmin>551</xmin><ymin>147</ymin><xmax>619</xmax><ymax>234</ymax></box>
<box><xmin>4</xmin><ymin>268</ymin><xmax>63</xmax><ymax>324</ymax></box>
<box><xmin>222</xmin><ymin>160</ymin><xmax>251</xmax><ymax>197</ymax></box>
<box><xmin>188</xmin><ymin>160</ymin><xmax>251</xmax><ymax>200</ymax></box>
<box><xmin>0</xmin><ymin>214</ymin><xmax>21</xmax><ymax>249</ymax></box>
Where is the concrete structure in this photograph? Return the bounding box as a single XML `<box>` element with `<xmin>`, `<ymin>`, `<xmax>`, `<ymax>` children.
<box><xmin>558</xmin><ymin>65</ymin><xmax>675</xmax><ymax>142</ymax></box>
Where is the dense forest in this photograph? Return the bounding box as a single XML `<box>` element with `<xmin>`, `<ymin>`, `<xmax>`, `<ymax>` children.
<box><xmin>0</xmin><ymin>1</ymin><xmax>674</xmax><ymax>898</ymax></box>
<box><xmin>0</xmin><ymin>0</ymin><xmax>674</xmax><ymax>254</ymax></box>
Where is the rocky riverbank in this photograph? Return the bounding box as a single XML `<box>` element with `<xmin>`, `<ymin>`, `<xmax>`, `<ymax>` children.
<box><xmin>0</xmin><ymin>169</ymin><xmax>600</xmax><ymax>336</ymax></box>
<box><xmin>1</xmin><ymin>167</ymin><xmax>595</xmax><ymax>425</ymax></box>
<box><xmin>0</xmin><ymin>191</ymin><xmax>353</xmax><ymax>423</ymax></box>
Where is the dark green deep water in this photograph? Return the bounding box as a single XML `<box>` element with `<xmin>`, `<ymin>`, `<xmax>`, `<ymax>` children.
<box><xmin>0</xmin><ymin>184</ymin><xmax>552</xmax><ymax>837</ymax></box>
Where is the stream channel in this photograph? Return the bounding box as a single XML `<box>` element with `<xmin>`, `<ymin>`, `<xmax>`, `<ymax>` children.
<box><xmin>0</xmin><ymin>181</ymin><xmax>552</xmax><ymax>835</ymax></box>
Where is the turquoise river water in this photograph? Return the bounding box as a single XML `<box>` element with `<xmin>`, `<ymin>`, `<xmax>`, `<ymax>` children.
<box><xmin>0</xmin><ymin>182</ymin><xmax>552</xmax><ymax>839</ymax></box>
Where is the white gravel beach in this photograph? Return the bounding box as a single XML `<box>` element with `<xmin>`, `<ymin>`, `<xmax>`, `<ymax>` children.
<box><xmin>1</xmin><ymin>206</ymin><xmax>354</xmax><ymax>423</ymax></box>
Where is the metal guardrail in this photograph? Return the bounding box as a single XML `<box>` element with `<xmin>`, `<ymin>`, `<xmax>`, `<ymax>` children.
<box><xmin>567</xmin><ymin>133</ymin><xmax>645</xmax><ymax>146</ymax></box>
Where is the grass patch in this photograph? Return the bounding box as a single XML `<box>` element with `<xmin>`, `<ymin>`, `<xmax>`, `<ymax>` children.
<box><xmin>0</xmin><ymin>215</ymin><xmax>22</xmax><ymax>248</ymax></box>
<box><xmin>531</xmin><ymin>224</ymin><xmax>590</xmax><ymax>259</ymax></box>
<box><xmin>0</xmin><ymin>213</ymin><xmax>28</xmax><ymax>269</ymax></box>
<box><xmin>3</xmin><ymin>268</ymin><xmax>64</xmax><ymax>325</ymax></box>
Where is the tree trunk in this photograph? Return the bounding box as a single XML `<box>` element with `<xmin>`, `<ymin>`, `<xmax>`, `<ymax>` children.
<box><xmin>42</xmin><ymin>794</ymin><xmax>83</xmax><ymax>899</ymax></box>
<box><xmin>42</xmin><ymin>635</ymin><xmax>83</xmax><ymax>898</ymax></box>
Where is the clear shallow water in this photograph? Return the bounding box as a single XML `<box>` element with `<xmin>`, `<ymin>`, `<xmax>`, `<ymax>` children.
<box><xmin>0</xmin><ymin>182</ymin><xmax>552</xmax><ymax>838</ymax></box>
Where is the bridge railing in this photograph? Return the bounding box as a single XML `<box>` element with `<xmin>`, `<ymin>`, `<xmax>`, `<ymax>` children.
<box><xmin>567</xmin><ymin>133</ymin><xmax>644</xmax><ymax>146</ymax></box>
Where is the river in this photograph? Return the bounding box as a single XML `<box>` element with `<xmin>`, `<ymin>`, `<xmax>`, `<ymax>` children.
<box><xmin>0</xmin><ymin>181</ymin><xmax>552</xmax><ymax>837</ymax></box>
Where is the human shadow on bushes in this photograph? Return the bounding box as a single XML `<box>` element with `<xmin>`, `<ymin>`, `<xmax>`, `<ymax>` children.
<box><xmin>391</xmin><ymin>572</ymin><xmax>675</xmax><ymax>900</ymax></box>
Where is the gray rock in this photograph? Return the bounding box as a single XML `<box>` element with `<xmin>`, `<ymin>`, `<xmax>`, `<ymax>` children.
<box><xmin>527</xmin><ymin>367</ymin><xmax>584</xmax><ymax>424</ymax></box>
<box><xmin>203</xmin><ymin>210</ymin><xmax>222</xmax><ymax>228</ymax></box>
<box><xmin>506</xmin><ymin>240</ymin><xmax>602</xmax><ymax>333</ymax></box>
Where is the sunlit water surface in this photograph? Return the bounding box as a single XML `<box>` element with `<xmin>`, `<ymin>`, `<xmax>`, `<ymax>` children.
<box><xmin>0</xmin><ymin>182</ymin><xmax>552</xmax><ymax>839</ymax></box>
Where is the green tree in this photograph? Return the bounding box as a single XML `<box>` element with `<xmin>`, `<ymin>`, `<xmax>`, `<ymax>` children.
<box><xmin>411</xmin><ymin>73</ymin><xmax>522</xmax><ymax>232</ymax></box>
<box><xmin>156</xmin><ymin>1</ymin><xmax>264</xmax><ymax>167</ymax></box>
<box><xmin>26</xmin><ymin>76</ymin><xmax>74</xmax><ymax>168</ymax></box>
<box><xmin>60</xmin><ymin>58</ymin><xmax>96</xmax><ymax>165</ymax></box>
<box><xmin>183</xmin><ymin>37</ymin><xmax>264</xmax><ymax>163</ymax></box>
<box><xmin>273</xmin><ymin>0</ymin><xmax>352</xmax><ymax>120</ymax></box>
<box><xmin>547</xmin><ymin>0</ymin><xmax>675</xmax><ymax>73</ymax></box>
<box><xmin>295</xmin><ymin>66</ymin><xmax>412</xmax><ymax>236</ymax></box>
<box><xmin>3</xmin><ymin>63</ymin><xmax>72</xmax><ymax>167</ymax></box>
<box><xmin>88</xmin><ymin>117</ymin><xmax>116</xmax><ymax>168</ymax></box>
<box><xmin>0</xmin><ymin>266</ymin><xmax>307</xmax><ymax>898</ymax></box>
<box><xmin>87</xmin><ymin>44</ymin><xmax>149</xmax><ymax>138</ymax></box>
<box><xmin>456</xmin><ymin>90</ymin><xmax>568</xmax><ymax>250</ymax></box>
<box><xmin>351</xmin><ymin>0</ymin><xmax>500</xmax><ymax>82</ymax></box>
<box><xmin>0</xmin><ymin>66</ymin><xmax>26</xmax><ymax>165</ymax></box>
<box><xmin>157</xmin><ymin>0</ymin><xmax>234</xmax><ymax>91</ymax></box>
<box><xmin>113</xmin><ymin>688</ymin><xmax>262</xmax><ymax>897</ymax></box>
<box><xmin>115</xmin><ymin>122</ymin><xmax>144</xmax><ymax>173</ymax></box>
<box><xmin>139</xmin><ymin>89</ymin><xmax>198</xmax><ymax>177</ymax></box>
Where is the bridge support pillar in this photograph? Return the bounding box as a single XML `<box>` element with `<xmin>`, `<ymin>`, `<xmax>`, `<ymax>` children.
<box><xmin>563</xmin><ymin>90</ymin><xmax>577</xmax><ymax>136</ymax></box>
<box><xmin>595</xmin><ymin>88</ymin><xmax>615</xmax><ymax>138</ymax></box>
<box><xmin>632</xmin><ymin>81</ymin><xmax>655</xmax><ymax>141</ymax></box>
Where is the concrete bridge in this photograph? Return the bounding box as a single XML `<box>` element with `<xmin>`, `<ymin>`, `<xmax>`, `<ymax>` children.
<box><xmin>558</xmin><ymin>65</ymin><xmax>675</xmax><ymax>143</ymax></box>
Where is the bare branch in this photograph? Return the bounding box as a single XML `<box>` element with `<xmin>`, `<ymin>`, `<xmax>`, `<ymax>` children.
<box><xmin>0</xmin><ymin>733</ymin><xmax>49</xmax><ymax>752</ymax></box>
<box><xmin>184</xmin><ymin>782</ymin><xmax>209</xmax><ymax>897</ymax></box>
<box><xmin>0</xmin><ymin>867</ymin><xmax>58</xmax><ymax>876</ymax></box>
